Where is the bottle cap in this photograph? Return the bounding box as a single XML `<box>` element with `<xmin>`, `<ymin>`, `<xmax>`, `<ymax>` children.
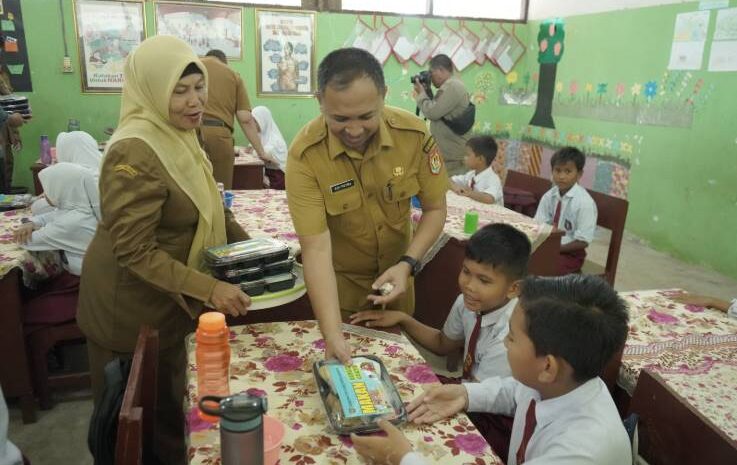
<box><xmin>199</xmin><ymin>311</ymin><xmax>226</xmax><ymax>331</ymax></box>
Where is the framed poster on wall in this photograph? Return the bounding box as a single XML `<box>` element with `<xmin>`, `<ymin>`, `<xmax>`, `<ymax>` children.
<box><xmin>155</xmin><ymin>1</ymin><xmax>242</xmax><ymax>59</ymax></box>
<box><xmin>73</xmin><ymin>0</ymin><xmax>146</xmax><ymax>93</ymax></box>
<box><xmin>255</xmin><ymin>8</ymin><xmax>315</xmax><ymax>97</ymax></box>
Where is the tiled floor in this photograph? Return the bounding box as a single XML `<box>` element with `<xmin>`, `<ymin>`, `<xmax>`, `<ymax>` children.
<box><xmin>6</xmin><ymin>228</ymin><xmax>737</xmax><ymax>464</ymax></box>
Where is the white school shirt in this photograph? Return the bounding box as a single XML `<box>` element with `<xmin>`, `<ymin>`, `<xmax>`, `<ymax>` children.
<box><xmin>450</xmin><ymin>167</ymin><xmax>504</xmax><ymax>204</ymax></box>
<box><xmin>729</xmin><ymin>299</ymin><xmax>737</xmax><ymax>319</ymax></box>
<box><xmin>401</xmin><ymin>377</ymin><xmax>631</xmax><ymax>465</ymax></box>
<box><xmin>534</xmin><ymin>183</ymin><xmax>597</xmax><ymax>245</ymax></box>
<box><xmin>441</xmin><ymin>295</ymin><xmax>515</xmax><ymax>381</ymax></box>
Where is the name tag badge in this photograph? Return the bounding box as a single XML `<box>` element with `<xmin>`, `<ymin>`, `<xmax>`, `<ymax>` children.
<box><xmin>330</xmin><ymin>179</ymin><xmax>355</xmax><ymax>193</ymax></box>
<box><xmin>564</xmin><ymin>219</ymin><xmax>573</xmax><ymax>231</ymax></box>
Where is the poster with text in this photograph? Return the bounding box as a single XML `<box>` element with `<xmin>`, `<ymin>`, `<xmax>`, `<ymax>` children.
<box><xmin>74</xmin><ymin>0</ymin><xmax>145</xmax><ymax>93</ymax></box>
<box><xmin>256</xmin><ymin>9</ymin><xmax>315</xmax><ymax>97</ymax></box>
<box><xmin>155</xmin><ymin>2</ymin><xmax>242</xmax><ymax>59</ymax></box>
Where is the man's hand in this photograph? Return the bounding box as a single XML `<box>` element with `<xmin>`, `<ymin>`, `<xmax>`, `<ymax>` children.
<box><xmin>413</xmin><ymin>78</ymin><xmax>426</xmax><ymax>97</ymax></box>
<box><xmin>351</xmin><ymin>420</ymin><xmax>413</xmax><ymax>465</ymax></box>
<box><xmin>349</xmin><ymin>310</ymin><xmax>406</xmax><ymax>328</ymax></box>
<box><xmin>407</xmin><ymin>384</ymin><xmax>469</xmax><ymax>424</ymax></box>
<box><xmin>209</xmin><ymin>281</ymin><xmax>251</xmax><ymax>317</ymax></box>
<box><xmin>367</xmin><ymin>263</ymin><xmax>409</xmax><ymax>307</ymax></box>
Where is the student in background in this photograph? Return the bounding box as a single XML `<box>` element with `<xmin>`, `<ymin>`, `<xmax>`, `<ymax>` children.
<box><xmin>351</xmin><ymin>223</ymin><xmax>530</xmax><ymax>459</ymax></box>
<box><xmin>352</xmin><ymin>275</ymin><xmax>631</xmax><ymax>465</ymax></box>
<box><xmin>673</xmin><ymin>292</ymin><xmax>737</xmax><ymax>318</ymax></box>
<box><xmin>534</xmin><ymin>147</ymin><xmax>597</xmax><ymax>274</ymax></box>
<box><xmin>251</xmin><ymin>106</ymin><xmax>287</xmax><ymax>190</ymax></box>
<box><xmin>449</xmin><ymin>136</ymin><xmax>504</xmax><ymax>205</ymax></box>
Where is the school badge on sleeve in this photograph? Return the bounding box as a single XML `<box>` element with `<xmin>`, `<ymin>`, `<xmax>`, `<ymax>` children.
<box><xmin>422</xmin><ymin>135</ymin><xmax>443</xmax><ymax>175</ymax></box>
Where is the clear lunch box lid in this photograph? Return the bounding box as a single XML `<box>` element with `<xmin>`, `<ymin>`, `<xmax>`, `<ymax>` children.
<box><xmin>204</xmin><ymin>238</ymin><xmax>289</xmax><ymax>266</ymax></box>
<box><xmin>313</xmin><ymin>355</ymin><xmax>407</xmax><ymax>435</ymax></box>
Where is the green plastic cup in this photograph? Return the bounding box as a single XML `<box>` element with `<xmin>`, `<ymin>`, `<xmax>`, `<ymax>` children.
<box><xmin>464</xmin><ymin>210</ymin><xmax>479</xmax><ymax>234</ymax></box>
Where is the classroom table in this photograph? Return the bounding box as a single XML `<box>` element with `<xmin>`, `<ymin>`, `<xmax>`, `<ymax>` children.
<box><xmin>618</xmin><ymin>289</ymin><xmax>737</xmax><ymax>442</ymax></box>
<box><xmin>0</xmin><ymin>207</ymin><xmax>65</xmax><ymax>423</ymax></box>
<box><xmin>232</xmin><ymin>146</ymin><xmax>265</xmax><ymax>190</ymax></box>
<box><xmin>184</xmin><ymin>321</ymin><xmax>504</xmax><ymax>465</ymax></box>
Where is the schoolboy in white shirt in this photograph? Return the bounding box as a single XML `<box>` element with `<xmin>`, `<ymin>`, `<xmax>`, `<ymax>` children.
<box><xmin>450</xmin><ymin>136</ymin><xmax>504</xmax><ymax>205</ymax></box>
<box><xmin>534</xmin><ymin>147</ymin><xmax>597</xmax><ymax>274</ymax></box>
<box><xmin>352</xmin><ymin>275</ymin><xmax>631</xmax><ymax>465</ymax></box>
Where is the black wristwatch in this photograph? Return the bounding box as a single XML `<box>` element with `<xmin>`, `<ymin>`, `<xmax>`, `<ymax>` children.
<box><xmin>398</xmin><ymin>255</ymin><xmax>421</xmax><ymax>277</ymax></box>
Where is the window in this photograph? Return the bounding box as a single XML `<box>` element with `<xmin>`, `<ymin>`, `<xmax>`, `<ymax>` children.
<box><xmin>341</xmin><ymin>0</ymin><xmax>429</xmax><ymax>16</ymax></box>
<box><xmin>208</xmin><ymin>0</ymin><xmax>302</xmax><ymax>7</ymax></box>
<box><xmin>432</xmin><ymin>0</ymin><xmax>527</xmax><ymax>21</ymax></box>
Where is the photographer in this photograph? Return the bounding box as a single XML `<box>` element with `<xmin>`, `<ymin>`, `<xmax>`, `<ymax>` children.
<box><xmin>413</xmin><ymin>54</ymin><xmax>472</xmax><ymax>175</ymax></box>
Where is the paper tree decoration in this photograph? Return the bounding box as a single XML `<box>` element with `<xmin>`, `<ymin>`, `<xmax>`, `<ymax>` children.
<box><xmin>530</xmin><ymin>19</ymin><xmax>565</xmax><ymax>129</ymax></box>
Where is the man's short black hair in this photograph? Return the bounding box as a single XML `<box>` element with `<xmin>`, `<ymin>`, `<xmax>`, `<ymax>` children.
<box><xmin>519</xmin><ymin>275</ymin><xmax>629</xmax><ymax>383</ymax></box>
<box><xmin>466</xmin><ymin>136</ymin><xmax>498</xmax><ymax>167</ymax></box>
<box><xmin>205</xmin><ymin>49</ymin><xmax>227</xmax><ymax>64</ymax></box>
<box><xmin>317</xmin><ymin>47</ymin><xmax>386</xmax><ymax>94</ymax></box>
<box><xmin>429</xmin><ymin>54</ymin><xmax>453</xmax><ymax>72</ymax></box>
<box><xmin>550</xmin><ymin>146</ymin><xmax>586</xmax><ymax>172</ymax></box>
<box><xmin>465</xmin><ymin>223</ymin><xmax>531</xmax><ymax>280</ymax></box>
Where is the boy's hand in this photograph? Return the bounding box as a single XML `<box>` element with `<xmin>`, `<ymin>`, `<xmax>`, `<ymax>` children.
<box><xmin>407</xmin><ymin>384</ymin><xmax>468</xmax><ymax>424</ymax></box>
<box><xmin>351</xmin><ymin>420</ymin><xmax>412</xmax><ymax>465</ymax></box>
<box><xmin>349</xmin><ymin>310</ymin><xmax>406</xmax><ymax>328</ymax></box>
<box><xmin>671</xmin><ymin>292</ymin><xmax>715</xmax><ymax>309</ymax></box>
<box><xmin>13</xmin><ymin>223</ymin><xmax>35</xmax><ymax>244</ymax></box>
<box><xmin>450</xmin><ymin>183</ymin><xmax>467</xmax><ymax>195</ymax></box>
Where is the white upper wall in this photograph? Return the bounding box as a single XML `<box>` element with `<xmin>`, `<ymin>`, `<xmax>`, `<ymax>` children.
<box><xmin>528</xmin><ymin>0</ymin><xmax>691</xmax><ymax>20</ymax></box>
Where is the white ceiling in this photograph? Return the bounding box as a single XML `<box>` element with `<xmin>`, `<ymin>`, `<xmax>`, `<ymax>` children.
<box><xmin>528</xmin><ymin>0</ymin><xmax>691</xmax><ymax>20</ymax></box>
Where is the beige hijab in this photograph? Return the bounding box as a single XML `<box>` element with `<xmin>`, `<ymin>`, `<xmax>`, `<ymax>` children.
<box><xmin>106</xmin><ymin>35</ymin><xmax>225</xmax><ymax>271</ymax></box>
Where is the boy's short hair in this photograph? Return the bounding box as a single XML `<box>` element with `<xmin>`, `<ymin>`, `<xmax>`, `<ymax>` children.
<box><xmin>520</xmin><ymin>275</ymin><xmax>629</xmax><ymax>383</ymax></box>
<box><xmin>429</xmin><ymin>54</ymin><xmax>454</xmax><ymax>72</ymax></box>
<box><xmin>317</xmin><ymin>48</ymin><xmax>386</xmax><ymax>94</ymax></box>
<box><xmin>465</xmin><ymin>223</ymin><xmax>531</xmax><ymax>280</ymax></box>
<box><xmin>466</xmin><ymin>136</ymin><xmax>498</xmax><ymax>167</ymax></box>
<box><xmin>550</xmin><ymin>146</ymin><xmax>586</xmax><ymax>172</ymax></box>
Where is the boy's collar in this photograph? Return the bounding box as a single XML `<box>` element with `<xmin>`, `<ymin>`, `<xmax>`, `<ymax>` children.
<box><xmin>533</xmin><ymin>378</ymin><xmax>602</xmax><ymax>429</ymax></box>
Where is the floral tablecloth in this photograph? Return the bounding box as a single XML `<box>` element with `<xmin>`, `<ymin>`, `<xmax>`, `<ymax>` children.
<box><xmin>619</xmin><ymin>289</ymin><xmax>737</xmax><ymax>442</ymax></box>
<box><xmin>185</xmin><ymin>321</ymin><xmax>503</xmax><ymax>465</ymax></box>
<box><xmin>234</xmin><ymin>146</ymin><xmax>265</xmax><ymax>166</ymax></box>
<box><xmin>230</xmin><ymin>190</ymin><xmax>299</xmax><ymax>253</ymax></box>
<box><xmin>0</xmin><ymin>207</ymin><xmax>63</xmax><ymax>284</ymax></box>
<box><xmin>412</xmin><ymin>192</ymin><xmax>553</xmax><ymax>265</ymax></box>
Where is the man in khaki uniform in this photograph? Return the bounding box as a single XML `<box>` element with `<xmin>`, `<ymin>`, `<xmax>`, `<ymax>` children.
<box><xmin>199</xmin><ymin>49</ymin><xmax>265</xmax><ymax>188</ymax></box>
<box><xmin>415</xmin><ymin>54</ymin><xmax>472</xmax><ymax>175</ymax></box>
<box><xmin>287</xmin><ymin>48</ymin><xmax>448</xmax><ymax>363</ymax></box>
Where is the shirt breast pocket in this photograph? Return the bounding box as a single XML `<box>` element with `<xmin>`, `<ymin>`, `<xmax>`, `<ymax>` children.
<box><xmin>382</xmin><ymin>176</ymin><xmax>420</xmax><ymax>224</ymax></box>
<box><xmin>324</xmin><ymin>187</ymin><xmax>364</xmax><ymax>231</ymax></box>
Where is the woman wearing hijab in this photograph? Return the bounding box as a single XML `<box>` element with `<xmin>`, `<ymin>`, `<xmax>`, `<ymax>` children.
<box><xmin>30</xmin><ymin>130</ymin><xmax>102</xmax><ymax>216</ymax></box>
<box><xmin>252</xmin><ymin>106</ymin><xmax>287</xmax><ymax>189</ymax></box>
<box><xmin>77</xmin><ymin>36</ymin><xmax>251</xmax><ymax>464</ymax></box>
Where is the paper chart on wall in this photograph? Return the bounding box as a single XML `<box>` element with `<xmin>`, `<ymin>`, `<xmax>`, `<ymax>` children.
<box><xmin>668</xmin><ymin>10</ymin><xmax>710</xmax><ymax>70</ymax></box>
<box><xmin>708</xmin><ymin>7</ymin><xmax>737</xmax><ymax>71</ymax></box>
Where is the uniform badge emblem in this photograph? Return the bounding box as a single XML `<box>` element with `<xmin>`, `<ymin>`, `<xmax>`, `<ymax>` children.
<box><xmin>429</xmin><ymin>150</ymin><xmax>442</xmax><ymax>175</ymax></box>
<box><xmin>393</xmin><ymin>166</ymin><xmax>404</xmax><ymax>177</ymax></box>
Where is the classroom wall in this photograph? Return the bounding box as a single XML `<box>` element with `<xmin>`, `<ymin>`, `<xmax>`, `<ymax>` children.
<box><xmin>506</xmin><ymin>1</ymin><xmax>737</xmax><ymax>280</ymax></box>
<box><xmin>12</xmin><ymin>1</ymin><xmax>523</xmax><ymax>188</ymax></box>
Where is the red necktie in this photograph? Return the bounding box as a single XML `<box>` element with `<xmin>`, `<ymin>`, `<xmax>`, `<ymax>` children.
<box><xmin>516</xmin><ymin>399</ymin><xmax>537</xmax><ymax>464</ymax></box>
<box><xmin>551</xmin><ymin>200</ymin><xmax>562</xmax><ymax>227</ymax></box>
<box><xmin>462</xmin><ymin>314</ymin><xmax>482</xmax><ymax>379</ymax></box>
<box><xmin>470</xmin><ymin>177</ymin><xmax>476</xmax><ymax>190</ymax></box>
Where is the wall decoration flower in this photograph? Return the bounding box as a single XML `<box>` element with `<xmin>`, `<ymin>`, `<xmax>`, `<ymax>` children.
<box><xmin>615</xmin><ymin>83</ymin><xmax>626</xmax><ymax>98</ymax></box>
<box><xmin>569</xmin><ymin>80</ymin><xmax>579</xmax><ymax>95</ymax></box>
<box><xmin>506</xmin><ymin>71</ymin><xmax>519</xmax><ymax>85</ymax></box>
<box><xmin>644</xmin><ymin>80</ymin><xmax>658</xmax><ymax>100</ymax></box>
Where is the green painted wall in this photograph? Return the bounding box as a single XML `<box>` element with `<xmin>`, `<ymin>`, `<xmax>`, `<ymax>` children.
<box><xmin>495</xmin><ymin>2</ymin><xmax>737</xmax><ymax>280</ymax></box>
<box><xmin>12</xmin><ymin>1</ymin><xmax>522</xmax><ymax>187</ymax></box>
<box><xmin>13</xmin><ymin>1</ymin><xmax>736</xmax><ymax>280</ymax></box>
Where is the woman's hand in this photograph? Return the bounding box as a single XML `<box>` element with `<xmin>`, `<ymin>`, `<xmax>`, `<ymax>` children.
<box><xmin>209</xmin><ymin>281</ymin><xmax>250</xmax><ymax>317</ymax></box>
<box><xmin>352</xmin><ymin>420</ymin><xmax>412</xmax><ymax>465</ymax></box>
<box><xmin>13</xmin><ymin>223</ymin><xmax>35</xmax><ymax>244</ymax></box>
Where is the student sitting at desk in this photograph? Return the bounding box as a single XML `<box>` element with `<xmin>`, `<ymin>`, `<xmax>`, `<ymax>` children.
<box><xmin>352</xmin><ymin>275</ymin><xmax>631</xmax><ymax>465</ymax></box>
<box><xmin>351</xmin><ymin>223</ymin><xmax>531</xmax><ymax>459</ymax></box>
<box><xmin>251</xmin><ymin>106</ymin><xmax>288</xmax><ymax>190</ymax></box>
<box><xmin>449</xmin><ymin>135</ymin><xmax>504</xmax><ymax>205</ymax></box>
<box><xmin>534</xmin><ymin>147</ymin><xmax>597</xmax><ymax>275</ymax></box>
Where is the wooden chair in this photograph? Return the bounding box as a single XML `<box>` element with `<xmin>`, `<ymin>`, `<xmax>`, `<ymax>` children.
<box><xmin>503</xmin><ymin>169</ymin><xmax>552</xmax><ymax>216</ymax></box>
<box><xmin>115</xmin><ymin>326</ymin><xmax>159</xmax><ymax>465</ymax></box>
<box><xmin>628</xmin><ymin>369</ymin><xmax>737</xmax><ymax>465</ymax></box>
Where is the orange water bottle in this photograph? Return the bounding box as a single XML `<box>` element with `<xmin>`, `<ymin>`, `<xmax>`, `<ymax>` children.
<box><xmin>196</xmin><ymin>312</ymin><xmax>231</xmax><ymax>422</ymax></box>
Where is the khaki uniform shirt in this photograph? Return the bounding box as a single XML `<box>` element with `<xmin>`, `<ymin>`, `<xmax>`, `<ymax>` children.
<box><xmin>77</xmin><ymin>139</ymin><xmax>249</xmax><ymax>352</ymax></box>
<box><xmin>286</xmin><ymin>106</ymin><xmax>448</xmax><ymax>314</ymax></box>
<box><xmin>416</xmin><ymin>76</ymin><xmax>471</xmax><ymax>175</ymax></box>
<box><xmin>201</xmin><ymin>56</ymin><xmax>251</xmax><ymax>129</ymax></box>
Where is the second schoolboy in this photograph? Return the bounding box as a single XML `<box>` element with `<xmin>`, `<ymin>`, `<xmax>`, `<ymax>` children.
<box><xmin>449</xmin><ymin>136</ymin><xmax>504</xmax><ymax>205</ymax></box>
<box><xmin>534</xmin><ymin>147</ymin><xmax>597</xmax><ymax>274</ymax></box>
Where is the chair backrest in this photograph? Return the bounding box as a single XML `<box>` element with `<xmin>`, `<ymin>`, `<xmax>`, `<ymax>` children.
<box><xmin>504</xmin><ymin>169</ymin><xmax>552</xmax><ymax>202</ymax></box>
<box><xmin>586</xmin><ymin>189</ymin><xmax>628</xmax><ymax>285</ymax></box>
<box><xmin>628</xmin><ymin>369</ymin><xmax>737</xmax><ymax>465</ymax></box>
<box><xmin>115</xmin><ymin>326</ymin><xmax>159</xmax><ymax>465</ymax></box>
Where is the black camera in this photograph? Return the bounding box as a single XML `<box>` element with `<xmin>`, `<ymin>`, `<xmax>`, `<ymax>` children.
<box><xmin>411</xmin><ymin>70</ymin><xmax>433</xmax><ymax>116</ymax></box>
